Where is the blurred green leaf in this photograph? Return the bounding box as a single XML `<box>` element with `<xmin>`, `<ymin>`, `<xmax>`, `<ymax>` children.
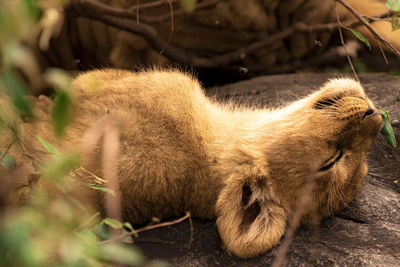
<box><xmin>0</xmin><ymin>151</ymin><xmax>16</xmax><ymax>169</ymax></box>
<box><xmin>76</xmin><ymin>228</ymin><xmax>98</xmax><ymax>247</ymax></box>
<box><xmin>0</xmin><ymin>2</ymin><xmax>39</xmax><ymax>46</ymax></box>
<box><xmin>0</xmin><ymin>221</ymin><xmax>47</xmax><ymax>266</ymax></box>
<box><xmin>120</xmin><ymin>228</ymin><xmax>135</xmax><ymax>243</ymax></box>
<box><xmin>42</xmin><ymin>152</ymin><xmax>80</xmax><ymax>180</ymax></box>
<box><xmin>179</xmin><ymin>0</ymin><xmax>197</xmax><ymax>12</ymax></box>
<box><xmin>52</xmin><ymin>90</ymin><xmax>72</xmax><ymax>137</ymax></box>
<box><xmin>103</xmin><ymin>218</ymin><xmax>123</xmax><ymax>229</ymax></box>
<box><xmin>391</xmin><ymin>17</ymin><xmax>400</xmax><ymax>31</ymax></box>
<box><xmin>362</xmin><ymin>16</ymin><xmax>370</xmax><ymax>24</ymax></box>
<box><xmin>123</xmin><ymin>222</ymin><xmax>138</xmax><ymax>238</ymax></box>
<box><xmin>93</xmin><ymin>223</ymin><xmax>109</xmax><ymax>240</ymax></box>
<box><xmin>44</xmin><ymin>68</ymin><xmax>74</xmax><ymax>137</ymax></box>
<box><xmin>349</xmin><ymin>28</ymin><xmax>371</xmax><ymax>49</ymax></box>
<box><xmin>88</xmin><ymin>184</ymin><xmax>115</xmax><ymax>196</ymax></box>
<box><xmin>380</xmin><ymin>109</ymin><xmax>397</xmax><ymax>147</ymax></box>
<box><xmin>22</xmin><ymin>0</ymin><xmax>40</xmax><ymax>20</ymax></box>
<box><xmin>123</xmin><ymin>222</ymin><xmax>134</xmax><ymax>232</ymax></box>
<box><xmin>381</xmin><ymin>109</ymin><xmax>390</xmax><ymax>120</ymax></box>
<box><xmin>386</xmin><ymin>0</ymin><xmax>400</xmax><ymax>11</ymax></box>
<box><xmin>36</xmin><ymin>136</ymin><xmax>61</xmax><ymax>156</ymax></box>
<box><xmin>0</xmin><ymin>1</ymin><xmax>147</xmax><ymax>265</ymax></box>
<box><xmin>1</xmin><ymin>69</ymin><xmax>34</xmax><ymax>119</ymax></box>
<box><xmin>102</xmin><ymin>243</ymin><xmax>143</xmax><ymax>265</ymax></box>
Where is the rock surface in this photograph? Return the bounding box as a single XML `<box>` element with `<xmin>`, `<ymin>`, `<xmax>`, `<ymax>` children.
<box><xmin>135</xmin><ymin>73</ymin><xmax>400</xmax><ymax>266</ymax></box>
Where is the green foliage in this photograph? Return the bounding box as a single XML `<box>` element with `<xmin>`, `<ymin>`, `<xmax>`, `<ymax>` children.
<box><xmin>380</xmin><ymin>110</ymin><xmax>397</xmax><ymax>147</ymax></box>
<box><xmin>52</xmin><ymin>90</ymin><xmax>73</xmax><ymax>137</ymax></box>
<box><xmin>386</xmin><ymin>0</ymin><xmax>400</xmax><ymax>31</ymax></box>
<box><xmin>0</xmin><ymin>1</ymin><xmax>39</xmax><ymax>47</ymax></box>
<box><xmin>22</xmin><ymin>0</ymin><xmax>41</xmax><ymax>20</ymax></box>
<box><xmin>390</xmin><ymin>16</ymin><xmax>400</xmax><ymax>31</ymax></box>
<box><xmin>0</xmin><ymin>1</ymin><xmax>151</xmax><ymax>263</ymax></box>
<box><xmin>36</xmin><ymin>136</ymin><xmax>61</xmax><ymax>156</ymax></box>
<box><xmin>93</xmin><ymin>223</ymin><xmax>110</xmax><ymax>240</ymax></box>
<box><xmin>88</xmin><ymin>184</ymin><xmax>116</xmax><ymax>196</ymax></box>
<box><xmin>348</xmin><ymin>28</ymin><xmax>371</xmax><ymax>49</ymax></box>
<box><xmin>0</xmin><ymin>136</ymin><xmax>148</xmax><ymax>266</ymax></box>
<box><xmin>1</xmin><ymin>69</ymin><xmax>34</xmax><ymax>120</ymax></box>
<box><xmin>103</xmin><ymin>218</ymin><xmax>124</xmax><ymax>229</ymax></box>
<box><xmin>386</xmin><ymin>0</ymin><xmax>400</xmax><ymax>12</ymax></box>
<box><xmin>45</xmin><ymin>68</ymin><xmax>74</xmax><ymax>137</ymax></box>
<box><xmin>0</xmin><ymin>193</ymin><xmax>145</xmax><ymax>266</ymax></box>
<box><xmin>0</xmin><ymin>151</ymin><xmax>16</xmax><ymax>169</ymax></box>
<box><xmin>102</xmin><ymin>243</ymin><xmax>144</xmax><ymax>265</ymax></box>
<box><xmin>42</xmin><ymin>152</ymin><xmax>81</xmax><ymax>180</ymax></box>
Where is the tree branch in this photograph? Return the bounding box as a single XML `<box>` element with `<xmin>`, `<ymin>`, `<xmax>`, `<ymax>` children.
<box><xmin>336</xmin><ymin>4</ymin><xmax>360</xmax><ymax>83</ymax></box>
<box><xmin>335</xmin><ymin>0</ymin><xmax>400</xmax><ymax>57</ymax></box>
<box><xmin>98</xmin><ymin>212</ymin><xmax>192</xmax><ymax>245</ymax></box>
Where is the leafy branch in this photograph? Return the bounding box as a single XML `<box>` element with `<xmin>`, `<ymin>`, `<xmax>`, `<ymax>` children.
<box><xmin>336</xmin><ymin>0</ymin><xmax>400</xmax><ymax>57</ymax></box>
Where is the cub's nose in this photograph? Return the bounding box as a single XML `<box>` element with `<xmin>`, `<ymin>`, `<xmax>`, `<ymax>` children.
<box><xmin>362</xmin><ymin>108</ymin><xmax>380</xmax><ymax>120</ymax></box>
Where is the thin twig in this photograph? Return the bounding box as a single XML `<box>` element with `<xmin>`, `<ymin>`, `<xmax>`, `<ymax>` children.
<box><xmin>159</xmin><ymin>0</ymin><xmax>174</xmax><ymax>55</ymax></box>
<box><xmin>187</xmin><ymin>213</ymin><xmax>194</xmax><ymax>248</ymax></box>
<box><xmin>128</xmin><ymin>0</ymin><xmax>179</xmax><ymax>12</ymax></box>
<box><xmin>76</xmin><ymin>212</ymin><xmax>100</xmax><ymax>231</ymax></box>
<box><xmin>0</xmin><ymin>138</ymin><xmax>16</xmax><ymax>162</ymax></box>
<box><xmin>271</xmin><ymin>168</ymin><xmax>318</xmax><ymax>267</ymax></box>
<box><xmin>136</xmin><ymin>0</ymin><xmax>139</xmax><ymax>24</ymax></box>
<box><xmin>377</xmin><ymin>38</ymin><xmax>389</xmax><ymax>64</ymax></box>
<box><xmin>336</xmin><ymin>4</ymin><xmax>360</xmax><ymax>83</ymax></box>
<box><xmin>336</xmin><ymin>0</ymin><xmax>400</xmax><ymax>57</ymax></box>
<box><xmin>76</xmin><ymin>166</ymin><xmax>106</xmax><ymax>184</ymax></box>
<box><xmin>98</xmin><ymin>212</ymin><xmax>192</xmax><ymax>245</ymax></box>
<box><xmin>363</xmin><ymin>16</ymin><xmax>390</xmax><ymax>22</ymax></box>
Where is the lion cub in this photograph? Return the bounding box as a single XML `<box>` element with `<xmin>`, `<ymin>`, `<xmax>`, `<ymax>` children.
<box><xmin>0</xmin><ymin>70</ymin><xmax>382</xmax><ymax>258</ymax></box>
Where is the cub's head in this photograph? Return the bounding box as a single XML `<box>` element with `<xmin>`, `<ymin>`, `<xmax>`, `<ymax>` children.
<box><xmin>216</xmin><ymin>79</ymin><xmax>382</xmax><ymax>258</ymax></box>
<box><xmin>269</xmin><ymin>78</ymin><xmax>382</xmax><ymax>218</ymax></box>
<box><xmin>215</xmin><ymin>78</ymin><xmax>382</xmax><ymax>258</ymax></box>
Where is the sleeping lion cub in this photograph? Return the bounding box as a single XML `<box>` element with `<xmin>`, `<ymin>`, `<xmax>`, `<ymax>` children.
<box><xmin>0</xmin><ymin>70</ymin><xmax>382</xmax><ymax>258</ymax></box>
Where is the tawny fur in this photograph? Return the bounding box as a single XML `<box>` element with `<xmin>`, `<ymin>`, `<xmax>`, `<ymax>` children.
<box><xmin>0</xmin><ymin>69</ymin><xmax>382</xmax><ymax>258</ymax></box>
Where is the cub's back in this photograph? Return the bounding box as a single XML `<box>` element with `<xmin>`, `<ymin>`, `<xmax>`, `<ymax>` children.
<box><xmin>70</xmin><ymin>69</ymin><xmax>217</xmax><ymax>223</ymax></box>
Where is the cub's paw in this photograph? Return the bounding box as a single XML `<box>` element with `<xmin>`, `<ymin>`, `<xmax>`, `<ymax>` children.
<box><xmin>216</xmin><ymin>178</ymin><xmax>287</xmax><ymax>258</ymax></box>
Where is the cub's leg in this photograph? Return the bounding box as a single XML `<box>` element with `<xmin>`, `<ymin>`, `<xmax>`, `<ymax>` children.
<box><xmin>216</xmin><ymin>176</ymin><xmax>287</xmax><ymax>258</ymax></box>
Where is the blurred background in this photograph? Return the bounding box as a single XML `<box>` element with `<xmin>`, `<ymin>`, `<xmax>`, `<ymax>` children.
<box><xmin>3</xmin><ymin>0</ymin><xmax>400</xmax><ymax>91</ymax></box>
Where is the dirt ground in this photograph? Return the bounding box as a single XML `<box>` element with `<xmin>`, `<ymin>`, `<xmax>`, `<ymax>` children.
<box><xmin>135</xmin><ymin>73</ymin><xmax>400</xmax><ymax>266</ymax></box>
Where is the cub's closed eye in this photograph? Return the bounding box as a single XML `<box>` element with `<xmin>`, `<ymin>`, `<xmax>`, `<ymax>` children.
<box><xmin>314</xmin><ymin>95</ymin><xmax>343</xmax><ymax>109</ymax></box>
<box><xmin>314</xmin><ymin>98</ymin><xmax>336</xmax><ymax>109</ymax></box>
<box><xmin>319</xmin><ymin>150</ymin><xmax>343</xmax><ymax>171</ymax></box>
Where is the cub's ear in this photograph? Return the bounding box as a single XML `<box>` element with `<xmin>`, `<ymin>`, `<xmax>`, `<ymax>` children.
<box><xmin>216</xmin><ymin>177</ymin><xmax>287</xmax><ymax>258</ymax></box>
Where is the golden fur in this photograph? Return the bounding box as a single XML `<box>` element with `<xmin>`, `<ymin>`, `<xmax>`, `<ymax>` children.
<box><xmin>0</xmin><ymin>69</ymin><xmax>382</xmax><ymax>258</ymax></box>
